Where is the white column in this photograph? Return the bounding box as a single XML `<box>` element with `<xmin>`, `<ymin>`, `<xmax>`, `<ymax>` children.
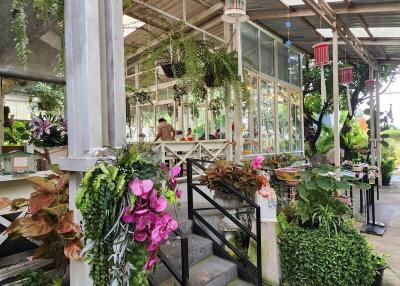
<box><xmin>104</xmin><ymin>0</ymin><xmax>126</xmax><ymax>147</ymax></box>
<box><xmin>224</xmin><ymin>22</ymin><xmax>233</xmax><ymax>160</ymax></box>
<box><xmin>332</xmin><ymin>28</ymin><xmax>341</xmax><ymax>170</ymax></box>
<box><xmin>0</xmin><ymin>91</ymin><xmax>4</xmax><ymax>148</ymax></box>
<box><xmin>234</xmin><ymin>22</ymin><xmax>243</xmax><ymax>162</ymax></box>
<box><xmin>369</xmin><ymin>66</ymin><xmax>376</xmax><ymax>166</ymax></box>
<box><xmin>64</xmin><ymin>0</ymin><xmax>125</xmax><ymax>285</ymax></box>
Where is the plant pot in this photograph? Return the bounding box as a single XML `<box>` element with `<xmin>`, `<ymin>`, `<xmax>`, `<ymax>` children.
<box><xmin>1</xmin><ymin>146</ymin><xmax>24</xmax><ymax>153</ymax></box>
<box><xmin>382</xmin><ymin>175</ymin><xmax>391</xmax><ymax>186</ymax></box>
<box><xmin>44</xmin><ymin>145</ymin><xmax>68</xmax><ymax>165</ymax></box>
<box><xmin>161</xmin><ymin>62</ymin><xmax>185</xmax><ymax>78</ymax></box>
<box><xmin>372</xmin><ymin>266</ymin><xmax>386</xmax><ymax>286</ymax></box>
<box><xmin>204</xmin><ymin>72</ymin><xmax>217</xmax><ymax>88</ymax></box>
<box><xmin>213</xmin><ymin>190</ymin><xmax>241</xmax><ymax>209</ymax></box>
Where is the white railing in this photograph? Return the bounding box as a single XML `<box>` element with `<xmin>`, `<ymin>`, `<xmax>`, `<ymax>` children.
<box><xmin>148</xmin><ymin>139</ymin><xmax>231</xmax><ymax>177</ymax></box>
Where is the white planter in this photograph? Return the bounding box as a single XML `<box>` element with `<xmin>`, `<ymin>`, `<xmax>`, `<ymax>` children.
<box><xmin>45</xmin><ymin>146</ymin><xmax>68</xmax><ymax>165</ymax></box>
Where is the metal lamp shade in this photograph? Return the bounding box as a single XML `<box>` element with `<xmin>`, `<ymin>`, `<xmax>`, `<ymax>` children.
<box><xmin>221</xmin><ymin>0</ymin><xmax>249</xmax><ymax>23</ymax></box>
<box><xmin>365</xmin><ymin>79</ymin><xmax>375</xmax><ymax>91</ymax></box>
<box><xmin>339</xmin><ymin>66</ymin><xmax>353</xmax><ymax>84</ymax></box>
<box><xmin>313</xmin><ymin>43</ymin><xmax>330</xmax><ymax>65</ymax></box>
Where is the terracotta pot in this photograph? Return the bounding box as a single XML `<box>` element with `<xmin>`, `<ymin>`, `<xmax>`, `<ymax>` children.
<box><xmin>1</xmin><ymin>146</ymin><xmax>24</xmax><ymax>153</ymax></box>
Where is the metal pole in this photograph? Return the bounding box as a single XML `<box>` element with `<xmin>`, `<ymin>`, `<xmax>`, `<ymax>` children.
<box><xmin>375</xmin><ymin>65</ymin><xmax>382</xmax><ymax>186</ymax></box>
<box><xmin>0</xmin><ymin>68</ymin><xmax>65</xmax><ymax>85</ymax></box>
<box><xmin>332</xmin><ymin>28</ymin><xmax>341</xmax><ymax>173</ymax></box>
<box><xmin>369</xmin><ymin>66</ymin><xmax>376</xmax><ymax>166</ymax></box>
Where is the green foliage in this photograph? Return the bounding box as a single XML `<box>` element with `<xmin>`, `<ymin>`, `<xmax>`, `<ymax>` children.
<box><xmin>29</xmin><ymin>82</ymin><xmax>64</xmax><ymax>113</ymax></box>
<box><xmin>4</xmin><ymin>120</ymin><xmax>30</xmax><ymax>145</ymax></box>
<box><xmin>295</xmin><ymin>165</ymin><xmax>369</xmax><ymax>234</ymax></box>
<box><xmin>18</xmin><ymin>269</ymin><xmax>62</xmax><ymax>286</ymax></box>
<box><xmin>278</xmin><ymin>221</ymin><xmax>375</xmax><ymax>286</ymax></box>
<box><xmin>11</xmin><ymin>0</ymin><xmax>64</xmax><ymax>68</ymax></box>
<box><xmin>381</xmin><ymin>159</ymin><xmax>396</xmax><ymax>179</ymax></box>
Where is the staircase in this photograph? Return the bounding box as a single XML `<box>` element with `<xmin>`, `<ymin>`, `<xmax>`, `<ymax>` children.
<box><xmin>150</xmin><ymin>220</ymin><xmax>254</xmax><ymax>286</ymax></box>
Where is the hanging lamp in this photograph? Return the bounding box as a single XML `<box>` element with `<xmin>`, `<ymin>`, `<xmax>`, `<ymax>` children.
<box><xmin>339</xmin><ymin>66</ymin><xmax>354</xmax><ymax>115</ymax></box>
<box><xmin>313</xmin><ymin>42</ymin><xmax>330</xmax><ymax>106</ymax></box>
<box><xmin>221</xmin><ymin>0</ymin><xmax>249</xmax><ymax>23</ymax></box>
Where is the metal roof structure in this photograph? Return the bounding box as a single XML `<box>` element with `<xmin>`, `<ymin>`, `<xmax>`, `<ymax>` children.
<box><xmin>124</xmin><ymin>0</ymin><xmax>400</xmax><ymax>69</ymax></box>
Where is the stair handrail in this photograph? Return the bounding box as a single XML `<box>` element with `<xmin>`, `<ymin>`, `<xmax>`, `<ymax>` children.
<box><xmin>186</xmin><ymin>158</ymin><xmax>263</xmax><ymax>286</ymax></box>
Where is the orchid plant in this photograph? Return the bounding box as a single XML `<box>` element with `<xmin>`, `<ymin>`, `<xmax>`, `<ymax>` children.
<box><xmin>29</xmin><ymin>113</ymin><xmax>67</xmax><ymax>147</ymax></box>
<box><xmin>76</xmin><ymin>146</ymin><xmax>181</xmax><ymax>286</ymax></box>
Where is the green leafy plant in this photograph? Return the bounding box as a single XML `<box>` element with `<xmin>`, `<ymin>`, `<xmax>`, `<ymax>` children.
<box><xmin>11</xmin><ymin>0</ymin><xmax>64</xmax><ymax>68</ymax></box>
<box><xmin>295</xmin><ymin>165</ymin><xmax>370</xmax><ymax>234</ymax></box>
<box><xmin>381</xmin><ymin>158</ymin><xmax>396</xmax><ymax>186</ymax></box>
<box><xmin>4</xmin><ymin>120</ymin><xmax>30</xmax><ymax>146</ymax></box>
<box><xmin>278</xmin><ymin>218</ymin><xmax>376</xmax><ymax>286</ymax></box>
<box><xmin>29</xmin><ymin>82</ymin><xmax>65</xmax><ymax>113</ymax></box>
<box><xmin>18</xmin><ymin>269</ymin><xmax>62</xmax><ymax>286</ymax></box>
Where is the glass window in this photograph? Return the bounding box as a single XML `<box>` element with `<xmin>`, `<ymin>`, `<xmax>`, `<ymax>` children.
<box><xmin>260</xmin><ymin>80</ymin><xmax>275</xmax><ymax>154</ymax></box>
<box><xmin>278</xmin><ymin>84</ymin><xmax>290</xmax><ymax>152</ymax></box>
<box><xmin>277</xmin><ymin>43</ymin><xmax>289</xmax><ymax>82</ymax></box>
<box><xmin>260</xmin><ymin>33</ymin><xmax>274</xmax><ymax>76</ymax></box>
<box><xmin>139</xmin><ymin>105</ymin><xmax>155</xmax><ymax>142</ymax></box>
<box><xmin>242</xmin><ymin>76</ymin><xmax>259</xmax><ymax>155</ymax></box>
<box><xmin>289</xmin><ymin>52</ymin><xmax>301</xmax><ymax>86</ymax></box>
<box><xmin>208</xmin><ymin>88</ymin><xmax>226</xmax><ymax>139</ymax></box>
<box><xmin>241</xmin><ymin>23</ymin><xmax>259</xmax><ymax>71</ymax></box>
<box><xmin>291</xmin><ymin>91</ymin><xmax>302</xmax><ymax>152</ymax></box>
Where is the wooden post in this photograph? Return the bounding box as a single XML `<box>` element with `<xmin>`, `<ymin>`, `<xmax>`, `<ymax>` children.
<box><xmin>332</xmin><ymin>28</ymin><xmax>341</xmax><ymax>173</ymax></box>
<box><xmin>0</xmin><ymin>86</ymin><xmax>4</xmax><ymax>148</ymax></box>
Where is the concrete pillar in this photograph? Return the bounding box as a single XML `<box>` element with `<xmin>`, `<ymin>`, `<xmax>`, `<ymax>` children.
<box><xmin>63</xmin><ymin>0</ymin><xmax>125</xmax><ymax>285</ymax></box>
<box><xmin>249</xmin><ymin>194</ymin><xmax>281</xmax><ymax>285</ymax></box>
<box><xmin>332</xmin><ymin>28</ymin><xmax>341</xmax><ymax>172</ymax></box>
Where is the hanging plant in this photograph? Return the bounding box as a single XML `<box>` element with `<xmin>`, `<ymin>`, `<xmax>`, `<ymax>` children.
<box><xmin>133</xmin><ymin>90</ymin><xmax>152</xmax><ymax>105</ymax></box>
<box><xmin>184</xmin><ymin>100</ymin><xmax>200</xmax><ymax>119</ymax></box>
<box><xmin>173</xmin><ymin>84</ymin><xmax>187</xmax><ymax>106</ymax></box>
<box><xmin>209</xmin><ymin>97</ymin><xmax>223</xmax><ymax>117</ymax></box>
<box><xmin>11</xmin><ymin>0</ymin><xmax>65</xmax><ymax>68</ymax></box>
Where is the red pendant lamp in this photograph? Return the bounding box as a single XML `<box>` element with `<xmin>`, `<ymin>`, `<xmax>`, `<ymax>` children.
<box><xmin>313</xmin><ymin>43</ymin><xmax>330</xmax><ymax>105</ymax></box>
<box><xmin>339</xmin><ymin>66</ymin><xmax>354</xmax><ymax>115</ymax></box>
<box><xmin>365</xmin><ymin>79</ymin><xmax>375</xmax><ymax>92</ymax></box>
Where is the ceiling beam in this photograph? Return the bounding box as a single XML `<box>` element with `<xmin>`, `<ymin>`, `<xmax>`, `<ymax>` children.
<box><xmin>302</xmin><ymin>0</ymin><xmax>378</xmax><ymax>69</ymax></box>
<box><xmin>356</xmin><ymin>14</ymin><xmax>388</xmax><ymax>59</ymax></box>
<box><xmin>295</xmin><ymin>39</ymin><xmax>400</xmax><ymax>46</ymax></box>
<box><xmin>249</xmin><ymin>3</ymin><xmax>400</xmax><ymax>20</ymax></box>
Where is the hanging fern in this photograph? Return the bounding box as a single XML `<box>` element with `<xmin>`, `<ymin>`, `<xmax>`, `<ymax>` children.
<box><xmin>11</xmin><ymin>0</ymin><xmax>65</xmax><ymax>69</ymax></box>
<box><xmin>11</xmin><ymin>0</ymin><xmax>29</xmax><ymax>66</ymax></box>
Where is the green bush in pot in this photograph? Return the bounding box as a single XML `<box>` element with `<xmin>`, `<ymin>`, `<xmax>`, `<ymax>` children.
<box><xmin>381</xmin><ymin>158</ymin><xmax>396</xmax><ymax>186</ymax></box>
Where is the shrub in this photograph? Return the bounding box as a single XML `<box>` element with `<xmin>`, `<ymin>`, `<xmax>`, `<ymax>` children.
<box><xmin>278</xmin><ymin>221</ymin><xmax>375</xmax><ymax>286</ymax></box>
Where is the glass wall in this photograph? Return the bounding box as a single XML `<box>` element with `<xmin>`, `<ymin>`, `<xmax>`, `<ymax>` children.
<box><xmin>260</xmin><ymin>79</ymin><xmax>275</xmax><ymax>154</ymax></box>
<box><xmin>241</xmin><ymin>23</ymin><xmax>259</xmax><ymax>71</ymax></box>
<box><xmin>242</xmin><ymin>76</ymin><xmax>259</xmax><ymax>155</ymax></box>
<box><xmin>260</xmin><ymin>33</ymin><xmax>274</xmax><ymax>76</ymax></box>
<box><xmin>277</xmin><ymin>84</ymin><xmax>290</xmax><ymax>152</ymax></box>
<box><xmin>291</xmin><ymin>91</ymin><xmax>302</xmax><ymax>152</ymax></box>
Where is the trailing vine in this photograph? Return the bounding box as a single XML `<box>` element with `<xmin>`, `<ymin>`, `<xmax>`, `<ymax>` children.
<box><xmin>11</xmin><ymin>0</ymin><xmax>65</xmax><ymax>68</ymax></box>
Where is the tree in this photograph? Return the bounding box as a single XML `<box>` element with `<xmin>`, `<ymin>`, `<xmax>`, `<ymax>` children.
<box><xmin>303</xmin><ymin>54</ymin><xmax>399</xmax><ymax>158</ymax></box>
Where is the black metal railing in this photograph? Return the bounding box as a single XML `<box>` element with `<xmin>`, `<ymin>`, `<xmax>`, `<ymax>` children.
<box><xmin>148</xmin><ymin>226</ymin><xmax>189</xmax><ymax>286</ymax></box>
<box><xmin>187</xmin><ymin>158</ymin><xmax>262</xmax><ymax>285</ymax></box>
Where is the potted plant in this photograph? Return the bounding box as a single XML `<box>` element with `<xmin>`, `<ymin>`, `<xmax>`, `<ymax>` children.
<box><xmin>371</xmin><ymin>252</ymin><xmax>388</xmax><ymax>286</ymax></box>
<box><xmin>29</xmin><ymin>113</ymin><xmax>68</xmax><ymax>164</ymax></box>
<box><xmin>381</xmin><ymin>158</ymin><xmax>396</xmax><ymax>186</ymax></box>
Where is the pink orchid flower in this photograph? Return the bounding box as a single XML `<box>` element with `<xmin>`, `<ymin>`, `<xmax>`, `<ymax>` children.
<box><xmin>149</xmin><ymin>190</ymin><xmax>168</xmax><ymax>212</ymax></box>
<box><xmin>144</xmin><ymin>252</ymin><xmax>158</xmax><ymax>270</ymax></box>
<box><xmin>122</xmin><ymin>207</ymin><xmax>134</xmax><ymax>223</ymax></box>
<box><xmin>171</xmin><ymin>165</ymin><xmax>181</xmax><ymax>179</ymax></box>
<box><xmin>251</xmin><ymin>155</ymin><xmax>265</xmax><ymax>170</ymax></box>
<box><xmin>134</xmin><ymin>230</ymin><xmax>148</xmax><ymax>242</ymax></box>
<box><xmin>129</xmin><ymin>178</ymin><xmax>153</xmax><ymax>199</ymax></box>
<box><xmin>136</xmin><ymin>212</ymin><xmax>157</xmax><ymax>231</ymax></box>
<box><xmin>175</xmin><ymin>188</ymin><xmax>183</xmax><ymax>199</ymax></box>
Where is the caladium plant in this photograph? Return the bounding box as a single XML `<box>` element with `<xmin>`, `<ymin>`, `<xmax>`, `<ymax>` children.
<box><xmin>7</xmin><ymin>172</ymin><xmax>82</xmax><ymax>264</ymax></box>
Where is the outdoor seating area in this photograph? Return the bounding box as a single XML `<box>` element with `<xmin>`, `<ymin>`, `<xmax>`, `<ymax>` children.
<box><xmin>1</xmin><ymin>0</ymin><xmax>400</xmax><ymax>285</ymax></box>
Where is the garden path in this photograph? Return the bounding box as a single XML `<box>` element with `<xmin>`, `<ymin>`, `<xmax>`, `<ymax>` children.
<box><xmin>359</xmin><ymin>171</ymin><xmax>400</xmax><ymax>286</ymax></box>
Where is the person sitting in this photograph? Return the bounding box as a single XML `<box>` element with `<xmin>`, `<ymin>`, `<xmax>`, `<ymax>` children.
<box><xmin>154</xmin><ymin>118</ymin><xmax>175</xmax><ymax>141</ymax></box>
<box><xmin>214</xmin><ymin>128</ymin><xmax>221</xmax><ymax>139</ymax></box>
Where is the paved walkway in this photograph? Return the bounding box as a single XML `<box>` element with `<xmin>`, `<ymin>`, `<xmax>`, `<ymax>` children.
<box><xmin>359</xmin><ymin>173</ymin><xmax>400</xmax><ymax>285</ymax></box>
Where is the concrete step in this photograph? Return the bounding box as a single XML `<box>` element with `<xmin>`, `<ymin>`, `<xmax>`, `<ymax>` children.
<box><xmin>151</xmin><ymin>234</ymin><xmax>213</xmax><ymax>283</ymax></box>
<box><xmin>160</xmin><ymin>255</ymin><xmax>237</xmax><ymax>286</ymax></box>
<box><xmin>226</xmin><ymin>278</ymin><xmax>255</xmax><ymax>286</ymax></box>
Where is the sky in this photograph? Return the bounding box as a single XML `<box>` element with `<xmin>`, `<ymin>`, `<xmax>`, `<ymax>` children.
<box><xmin>357</xmin><ymin>74</ymin><xmax>400</xmax><ymax>128</ymax></box>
